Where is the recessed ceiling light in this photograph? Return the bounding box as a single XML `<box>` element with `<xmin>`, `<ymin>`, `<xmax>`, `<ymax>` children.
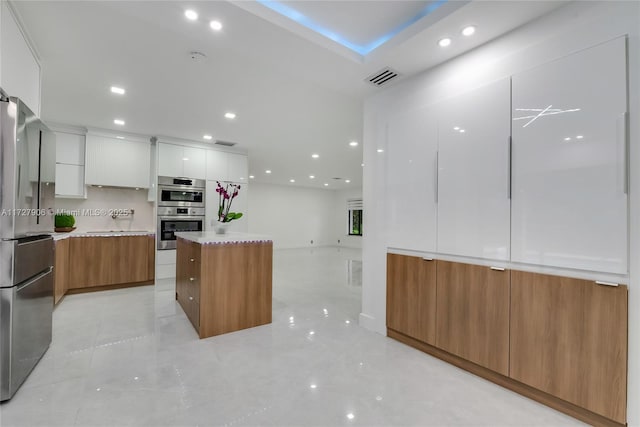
<box><xmin>116</xmin><ymin>136</ymin><xmax>125</xmax><ymax>139</ymax></box>
<box><xmin>185</xmin><ymin>9</ymin><xmax>198</xmax><ymax>20</ymax></box>
<box><xmin>203</xmin><ymin>135</ymin><xmax>213</xmax><ymax>140</ymax></box>
<box><xmin>438</xmin><ymin>38</ymin><xmax>452</xmax><ymax>47</ymax></box>
<box><xmin>265</xmin><ymin>170</ymin><xmax>271</xmax><ymax>174</ymax></box>
<box><xmin>113</xmin><ymin>119</ymin><xmax>125</xmax><ymax>126</ymax></box>
<box><xmin>312</xmin><ymin>154</ymin><xmax>319</xmax><ymax>159</ymax></box>
<box><xmin>110</xmin><ymin>86</ymin><xmax>125</xmax><ymax>95</ymax></box>
<box><xmin>564</xmin><ymin>137</ymin><xmax>571</xmax><ymax>141</ymax></box>
<box><xmin>349</xmin><ymin>141</ymin><xmax>358</xmax><ymax>147</ymax></box>
<box><xmin>453</xmin><ymin>126</ymin><xmax>460</xmax><ymax>130</ymax></box>
<box><xmin>309</xmin><ymin>175</ymin><xmax>315</xmax><ymax>179</ymax></box>
<box><xmin>576</xmin><ymin>135</ymin><xmax>584</xmax><ymax>139</ymax></box>
<box><xmin>459</xmin><ymin>129</ymin><xmax>465</xmax><ymax>133</ymax></box>
<box><xmin>361</xmin><ymin>163</ymin><xmax>364</xmax><ymax>167</ymax></box>
<box><xmin>345</xmin><ymin>180</ymin><xmax>351</xmax><ymax>183</ymax></box>
<box><xmin>310</xmin><ymin>384</ymin><xmax>317</xmax><ymax>389</ymax></box>
<box><xmin>224</xmin><ymin>112</ymin><xmax>236</xmax><ymax>119</ymax></box>
<box><xmin>210</xmin><ymin>20</ymin><xmax>223</xmax><ymax>31</ymax></box>
<box><xmin>346</xmin><ymin>413</ymin><xmax>355</xmax><ymax>420</ymax></box>
<box><xmin>462</xmin><ymin>26</ymin><xmax>476</xmax><ymax>36</ymax></box>
<box><xmin>289</xmin><ymin>179</ymin><xmax>295</xmax><ymax>183</ymax></box>
<box><xmin>377</xmin><ymin>149</ymin><xmax>384</xmax><ymax>153</ymax></box>
<box><xmin>182</xmin><ymin>157</ymin><xmax>189</xmax><ymax>161</ymax></box>
<box><xmin>249</xmin><ymin>175</ymin><xmax>255</xmax><ymax>179</ymax></box>
<box><xmin>324</xmin><ymin>183</ymin><xmax>329</xmax><ymax>186</ymax></box>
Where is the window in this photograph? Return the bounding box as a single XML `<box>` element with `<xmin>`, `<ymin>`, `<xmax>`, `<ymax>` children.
<box><xmin>348</xmin><ymin>198</ymin><xmax>363</xmax><ymax>236</ymax></box>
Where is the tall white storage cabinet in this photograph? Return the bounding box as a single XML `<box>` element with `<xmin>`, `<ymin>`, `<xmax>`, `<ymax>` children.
<box><xmin>386</xmin><ymin>107</ymin><xmax>438</xmax><ymax>252</ymax></box>
<box><xmin>436</xmin><ymin>79</ymin><xmax>511</xmax><ymax>261</ymax></box>
<box><xmin>511</xmin><ymin>37</ymin><xmax>628</xmax><ymax>274</ymax></box>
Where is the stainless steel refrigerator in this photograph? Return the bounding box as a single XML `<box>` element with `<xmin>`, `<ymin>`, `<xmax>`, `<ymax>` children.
<box><xmin>0</xmin><ymin>88</ymin><xmax>56</xmax><ymax>401</ymax></box>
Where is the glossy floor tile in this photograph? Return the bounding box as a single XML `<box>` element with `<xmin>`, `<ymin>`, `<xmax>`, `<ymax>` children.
<box><xmin>0</xmin><ymin>247</ymin><xmax>582</xmax><ymax>426</ymax></box>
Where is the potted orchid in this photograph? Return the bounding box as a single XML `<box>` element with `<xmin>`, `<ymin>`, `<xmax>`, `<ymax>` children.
<box><xmin>214</xmin><ymin>181</ymin><xmax>243</xmax><ymax>234</ymax></box>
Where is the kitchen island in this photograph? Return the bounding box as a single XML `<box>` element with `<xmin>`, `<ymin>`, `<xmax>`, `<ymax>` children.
<box><xmin>174</xmin><ymin>232</ymin><xmax>273</xmax><ymax>339</ymax></box>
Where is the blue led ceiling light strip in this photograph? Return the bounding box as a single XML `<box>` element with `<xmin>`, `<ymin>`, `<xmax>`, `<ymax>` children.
<box><xmin>257</xmin><ymin>0</ymin><xmax>448</xmax><ymax>56</ymax></box>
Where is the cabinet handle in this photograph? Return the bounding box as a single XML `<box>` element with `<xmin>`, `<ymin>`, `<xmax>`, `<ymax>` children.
<box><xmin>190</xmin><ymin>258</ymin><xmax>195</xmax><ymax>262</ymax></box>
<box><xmin>422</xmin><ymin>257</ymin><xmax>433</xmax><ymax>261</ymax></box>
<box><xmin>595</xmin><ymin>280</ymin><xmax>619</xmax><ymax>287</ymax></box>
<box><xmin>189</xmin><ymin>277</ymin><xmax>195</xmax><ymax>282</ymax></box>
<box><xmin>490</xmin><ymin>266</ymin><xmax>505</xmax><ymax>271</ymax></box>
<box><xmin>435</xmin><ymin>151</ymin><xmax>439</xmax><ymax>203</ymax></box>
<box><xmin>189</xmin><ymin>296</ymin><xmax>194</xmax><ymax>301</ymax></box>
<box><xmin>617</xmin><ymin>112</ymin><xmax>629</xmax><ymax>195</ymax></box>
<box><xmin>508</xmin><ymin>136</ymin><xmax>512</xmax><ymax>199</ymax></box>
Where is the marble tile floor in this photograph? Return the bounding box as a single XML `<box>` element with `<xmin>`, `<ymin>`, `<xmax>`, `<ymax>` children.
<box><xmin>0</xmin><ymin>247</ymin><xmax>582</xmax><ymax>426</ymax></box>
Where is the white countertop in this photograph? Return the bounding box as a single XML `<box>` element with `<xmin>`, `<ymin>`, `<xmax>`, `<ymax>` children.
<box><xmin>50</xmin><ymin>231</ymin><xmax>155</xmax><ymax>241</ymax></box>
<box><xmin>175</xmin><ymin>231</ymin><xmax>272</xmax><ymax>245</ymax></box>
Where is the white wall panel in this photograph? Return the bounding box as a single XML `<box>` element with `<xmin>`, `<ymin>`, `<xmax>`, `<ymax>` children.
<box><xmin>386</xmin><ymin>106</ymin><xmax>438</xmax><ymax>252</ymax></box>
<box><xmin>436</xmin><ymin>78</ymin><xmax>511</xmax><ymax>261</ymax></box>
<box><xmin>511</xmin><ymin>37</ymin><xmax>628</xmax><ymax>274</ymax></box>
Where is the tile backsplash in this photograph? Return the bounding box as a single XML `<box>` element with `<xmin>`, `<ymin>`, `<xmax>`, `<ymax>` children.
<box><xmin>55</xmin><ymin>186</ymin><xmax>154</xmax><ymax>232</ymax></box>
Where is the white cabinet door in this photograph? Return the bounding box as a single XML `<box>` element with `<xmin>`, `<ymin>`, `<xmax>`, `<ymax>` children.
<box><xmin>55</xmin><ymin>164</ymin><xmax>85</xmax><ymax>198</ymax></box>
<box><xmin>85</xmin><ymin>135</ymin><xmax>150</xmax><ymax>188</ymax></box>
<box><xmin>511</xmin><ymin>37</ymin><xmax>628</xmax><ymax>274</ymax></box>
<box><xmin>436</xmin><ymin>79</ymin><xmax>511</xmax><ymax>261</ymax></box>
<box><xmin>386</xmin><ymin>106</ymin><xmax>438</xmax><ymax>252</ymax></box>
<box><xmin>56</xmin><ymin>132</ymin><xmax>85</xmax><ymax>165</ymax></box>
<box><xmin>228</xmin><ymin>153</ymin><xmax>248</xmax><ymax>183</ymax></box>
<box><xmin>206</xmin><ymin>150</ymin><xmax>228</xmax><ymax>181</ymax></box>
<box><xmin>158</xmin><ymin>143</ymin><xmax>183</xmax><ymax>177</ymax></box>
<box><xmin>183</xmin><ymin>146</ymin><xmax>206</xmax><ymax>180</ymax></box>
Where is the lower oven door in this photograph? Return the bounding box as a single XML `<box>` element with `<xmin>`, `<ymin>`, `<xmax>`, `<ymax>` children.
<box><xmin>157</xmin><ymin>216</ymin><xmax>204</xmax><ymax>250</ymax></box>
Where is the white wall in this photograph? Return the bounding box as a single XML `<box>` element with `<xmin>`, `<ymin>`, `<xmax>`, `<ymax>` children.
<box><xmin>333</xmin><ymin>188</ymin><xmax>363</xmax><ymax>249</ymax></box>
<box><xmin>361</xmin><ymin>1</ymin><xmax>640</xmax><ymax>423</ymax></box>
<box><xmin>55</xmin><ymin>186</ymin><xmax>155</xmax><ymax>232</ymax></box>
<box><xmin>247</xmin><ymin>182</ymin><xmax>335</xmax><ymax>249</ymax></box>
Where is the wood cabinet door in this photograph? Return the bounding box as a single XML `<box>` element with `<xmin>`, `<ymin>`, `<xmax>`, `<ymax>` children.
<box><xmin>435</xmin><ymin>261</ymin><xmax>510</xmax><ymax>375</ymax></box>
<box><xmin>111</xmin><ymin>236</ymin><xmax>149</xmax><ymax>285</ymax></box>
<box><xmin>53</xmin><ymin>238</ymin><xmax>69</xmax><ymax>304</ymax></box>
<box><xmin>386</xmin><ymin>254</ymin><xmax>437</xmax><ymax>345</ymax></box>
<box><xmin>68</xmin><ymin>237</ymin><xmax>112</xmax><ymax>288</ymax></box>
<box><xmin>510</xmin><ymin>271</ymin><xmax>627</xmax><ymax>423</ymax></box>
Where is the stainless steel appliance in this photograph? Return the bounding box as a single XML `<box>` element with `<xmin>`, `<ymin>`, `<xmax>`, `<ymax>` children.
<box><xmin>157</xmin><ymin>207</ymin><xmax>205</xmax><ymax>250</ymax></box>
<box><xmin>157</xmin><ymin>176</ymin><xmax>205</xmax><ymax>209</ymax></box>
<box><xmin>0</xmin><ymin>89</ymin><xmax>55</xmax><ymax>401</ymax></box>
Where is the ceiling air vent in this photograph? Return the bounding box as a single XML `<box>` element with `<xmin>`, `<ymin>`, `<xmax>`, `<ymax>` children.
<box><xmin>365</xmin><ymin>67</ymin><xmax>401</xmax><ymax>87</ymax></box>
<box><xmin>215</xmin><ymin>140</ymin><xmax>237</xmax><ymax>147</ymax></box>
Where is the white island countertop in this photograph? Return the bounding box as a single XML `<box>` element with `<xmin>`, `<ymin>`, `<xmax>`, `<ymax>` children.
<box><xmin>48</xmin><ymin>231</ymin><xmax>155</xmax><ymax>241</ymax></box>
<box><xmin>175</xmin><ymin>231</ymin><xmax>272</xmax><ymax>245</ymax></box>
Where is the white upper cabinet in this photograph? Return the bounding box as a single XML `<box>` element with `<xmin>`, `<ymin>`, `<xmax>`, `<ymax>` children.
<box><xmin>54</xmin><ymin>131</ymin><xmax>86</xmax><ymax>198</ymax></box>
<box><xmin>228</xmin><ymin>153</ymin><xmax>248</xmax><ymax>183</ymax></box>
<box><xmin>85</xmin><ymin>134</ymin><xmax>150</xmax><ymax>188</ymax></box>
<box><xmin>436</xmin><ymin>78</ymin><xmax>511</xmax><ymax>261</ymax></box>
<box><xmin>205</xmin><ymin>150</ymin><xmax>228</xmax><ymax>181</ymax></box>
<box><xmin>386</xmin><ymin>106</ymin><xmax>438</xmax><ymax>252</ymax></box>
<box><xmin>0</xmin><ymin>2</ymin><xmax>40</xmax><ymax>115</ymax></box>
<box><xmin>158</xmin><ymin>143</ymin><xmax>205</xmax><ymax>179</ymax></box>
<box><xmin>205</xmin><ymin>150</ymin><xmax>248</xmax><ymax>183</ymax></box>
<box><xmin>511</xmin><ymin>37</ymin><xmax>628</xmax><ymax>274</ymax></box>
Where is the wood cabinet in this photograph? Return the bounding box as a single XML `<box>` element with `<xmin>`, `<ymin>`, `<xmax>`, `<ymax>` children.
<box><xmin>68</xmin><ymin>236</ymin><xmax>154</xmax><ymax>289</ymax></box>
<box><xmin>510</xmin><ymin>271</ymin><xmax>627</xmax><ymax>423</ymax></box>
<box><xmin>386</xmin><ymin>254</ymin><xmax>436</xmax><ymax>345</ymax></box>
<box><xmin>53</xmin><ymin>238</ymin><xmax>70</xmax><ymax>304</ymax></box>
<box><xmin>435</xmin><ymin>261</ymin><xmax>510</xmax><ymax>375</ymax></box>
<box><xmin>85</xmin><ymin>134</ymin><xmax>150</xmax><ymax>189</ymax></box>
<box><xmin>176</xmin><ymin>238</ymin><xmax>272</xmax><ymax>339</ymax></box>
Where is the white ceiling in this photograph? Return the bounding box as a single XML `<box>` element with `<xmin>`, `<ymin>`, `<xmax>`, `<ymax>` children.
<box><xmin>12</xmin><ymin>0</ymin><xmax>566</xmax><ymax>189</ymax></box>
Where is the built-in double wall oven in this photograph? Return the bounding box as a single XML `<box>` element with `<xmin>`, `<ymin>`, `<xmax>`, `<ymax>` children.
<box><xmin>157</xmin><ymin>177</ymin><xmax>205</xmax><ymax>250</ymax></box>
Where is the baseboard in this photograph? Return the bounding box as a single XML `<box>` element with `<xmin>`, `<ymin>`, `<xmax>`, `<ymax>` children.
<box><xmin>65</xmin><ymin>280</ymin><xmax>154</xmax><ymax>295</ymax></box>
<box><xmin>387</xmin><ymin>328</ymin><xmax>625</xmax><ymax>427</ymax></box>
<box><xmin>359</xmin><ymin>312</ymin><xmax>386</xmax><ymax>335</ymax></box>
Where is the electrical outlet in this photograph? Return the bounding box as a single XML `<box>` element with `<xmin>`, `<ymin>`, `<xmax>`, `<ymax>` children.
<box><xmin>338</xmin><ymin>239</ymin><xmax>341</xmax><ymax>244</ymax></box>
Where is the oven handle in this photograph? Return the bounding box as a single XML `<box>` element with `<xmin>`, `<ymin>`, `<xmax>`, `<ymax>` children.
<box><xmin>158</xmin><ymin>216</ymin><xmax>206</xmax><ymax>221</ymax></box>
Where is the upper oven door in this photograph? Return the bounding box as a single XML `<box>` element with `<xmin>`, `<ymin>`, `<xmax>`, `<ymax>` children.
<box><xmin>157</xmin><ymin>186</ymin><xmax>205</xmax><ymax>207</ymax></box>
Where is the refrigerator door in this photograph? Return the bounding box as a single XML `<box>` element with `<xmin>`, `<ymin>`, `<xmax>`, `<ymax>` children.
<box><xmin>0</xmin><ymin>96</ymin><xmax>50</xmax><ymax>239</ymax></box>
